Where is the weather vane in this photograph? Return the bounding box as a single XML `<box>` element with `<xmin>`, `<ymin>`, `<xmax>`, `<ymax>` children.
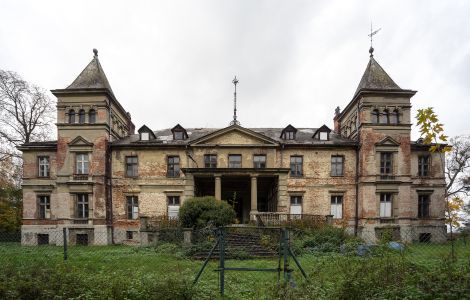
<box><xmin>230</xmin><ymin>76</ymin><xmax>240</xmax><ymax>126</ymax></box>
<box><xmin>368</xmin><ymin>23</ymin><xmax>381</xmax><ymax>57</ymax></box>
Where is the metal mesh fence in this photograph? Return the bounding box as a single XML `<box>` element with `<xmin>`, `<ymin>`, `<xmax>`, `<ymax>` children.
<box><xmin>1</xmin><ymin>226</ymin><xmax>469</xmax><ymax>298</ymax></box>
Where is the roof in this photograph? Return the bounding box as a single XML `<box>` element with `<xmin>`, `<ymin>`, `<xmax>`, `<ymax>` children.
<box><xmin>111</xmin><ymin>126</ymin><xmax>357</xmax><ymax>147</ymax></box>
<box><xmin>354</xmin><ymin>56</ymin><xmax>401</xmax><ymax>96</ymax></box>
<box><xmin>17</xmin><ymin>141</ymin><xmax>57</xmax><ymax>150</ymax></box>
<box><xmin>66</xmin><ymin>49</ymin><xmax>114</xmax><ymax>94</ymax></box>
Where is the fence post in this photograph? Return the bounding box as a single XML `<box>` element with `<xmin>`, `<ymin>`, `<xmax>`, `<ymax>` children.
<box><xmin>282</xmin><ymin>228</ymin><xmax>289</xmax><ymax>282</ymax></box>
<box><xmin>63</xmin><ymin>227</ymin><xmax>68</xmax><ymax>261</ymax></box>
<box><xmin>219</xmin><ymin>228</ymin><xmax>225</xmax><ymax>297</ymax></box>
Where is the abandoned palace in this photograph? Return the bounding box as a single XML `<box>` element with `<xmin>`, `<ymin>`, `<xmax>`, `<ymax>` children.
<box><xmin>19</xmin><ymin>48</ymin><xmax>446</xmax><ymax>245</ymax></box>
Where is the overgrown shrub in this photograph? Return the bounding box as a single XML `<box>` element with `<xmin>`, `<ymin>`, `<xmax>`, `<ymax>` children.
<box><xmin>179</xmin><ymin>196</ymin><xmax>236</xmax><ymax>229</ymax></box>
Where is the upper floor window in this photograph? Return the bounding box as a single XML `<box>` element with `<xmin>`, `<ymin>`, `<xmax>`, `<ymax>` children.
<box><xmin>68</xmin><ymin>109</ymin><xmax>75</xmax><ymax>124</ymax></box>
<box><xmin>390</xmin><ymin>109</ymin><xmax>399</xmax><ymax>124</ymax></box>
<box><xmin>88</xmin><ymin>109</ymin><xmax>96</xmax><ymax>124</ymax></box>
<box><xmin>379</xmin><ymin>109</ymin><xmax>389</xmax><ymax>124</ymax></box>
<box><xmin>126</xmin><ymin>156</ymin><xmax>138</xmax><ymax>177</ymax></box>
<box><xmin>167</xmin><ymin>156</ymin><xmax>180</xmax><ymax>177</ymax></box>
<box><xmin>371</xmin><ymin>109</ymin><xmax>379</xmax><ymax>124</ymax></box>
<box><xmin>78</xmin><ymin>109</ymin><xmax>86</xmax><ymax>124</ymax></box>
<box><xmin>290</xmin><ymin>156</ymin><xmax>303</xmax><ymax>177</ymax></box>
<box><xmin>127</xmin><ymin>196</ymin><xmax>139</xmax><ymax>219</ymax></box>
<box><xmin>418</xmin><ymin>194</ymin><xmax>430</xmax><ymax>218</ymax></box>
<box><xmin>418</xmin><ymin>155</ymin><xmax>430</xmax><ymax>177</ymax></box>
<box><xmin>76</xmin><ymin>153</ymin><xmax>89</xmax><ymax>175</ymax></box>
<box><xmin>38</xmin><ymin>156</ymin><xmax>50</xmax><ymax>177</ymax></box>
<box><xmin>380</xmin><ymin>193</ymin><xmax>392</xmax><ymax>217</ymax></box>
<box><xmin>330</xmin><ymin>195</ymin><xmax>343</xmax><ymax>219</ymax></box>
<box><xmin>38</xmin><ymin>195</ymin><xmax>51</xmax><ymax>219</ymax></box>
<box><xmin>331</xmin><ymin>155</ymin><xmax>344</xmax><ymax>176</ymax></box>
<box><xmin>204</xmin><ymin>154</ymin><xmax>217</xmax><ymax>168</ymax></box>
<box><xmin>76</xmin><ymin>194</ymin><xmax>89</xmax><ymax>219</ymax></box>
<box><xmin>253</xmin><ymin>155</ymin><xmax>266</xmax><ymax>168</ymax></box>
<box><xmin>229</xmin><ymin>154</ymin><xmax>242</xmax><ymax>168</ymax></box>
<box><xmin>380</xmin><ymin>152</ymin><xmax>393</xmax><ymax>175</ymax></box>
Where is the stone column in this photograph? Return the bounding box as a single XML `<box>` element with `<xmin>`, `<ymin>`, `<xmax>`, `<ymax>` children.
<box><xmin>250</xmin><ymin>175</ymin><xmax>258</xmax><ymax>220</ymax></box>
<box><xmin>215</xmin><ymin>174</ymin><xmax>221</xmax><ymax>200</ymax></box>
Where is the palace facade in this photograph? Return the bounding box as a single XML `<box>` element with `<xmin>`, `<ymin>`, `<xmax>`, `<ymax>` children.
<box><xmin>19</xmin><ymin>48</ymin><xmax>446</xmax><ymax>245</ymax></box>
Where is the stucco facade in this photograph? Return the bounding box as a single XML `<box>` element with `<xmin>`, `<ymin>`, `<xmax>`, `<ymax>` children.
<box><xmin>19</xmin><ymin>49</ymin><xmax>446</xmax><ymax>245</ymax></box>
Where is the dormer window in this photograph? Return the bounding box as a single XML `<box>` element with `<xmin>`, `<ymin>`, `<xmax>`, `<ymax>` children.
<box><xmin>137</xmin><ymin>125</ymin><xmax>156</xmax><ymax>141</ymax></box>
<box><xmin>281</xmin><ymin>125</ymin><xmax>297</xmax><ymax>140</ymax></box>
<box><xmin>141</xmin><ymin>132</ymin><xmax>149</xmax><ymax>141</ymax></box>
<box><xmin>313</xmin><ymin>125</ymin><xmax>331</xmax><ymax>141</ymax></box>
<box><xmin>319</xmin><ymin>132</ymin><xmax>328</xmax><ymax>140</ymax></box>
<box><xmin>171</xmin><ymin>124</ymin><xmax>188</xmax><ymax>141</ymax></box>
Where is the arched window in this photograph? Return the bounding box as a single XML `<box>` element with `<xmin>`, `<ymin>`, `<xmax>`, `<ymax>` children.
<box><xmin>371</xmin><ymin>109</ymin><xmax>379</xmax><ymax>124</ymax></box>
<box><xmin>390</xmin><ymin>109</ymin><xmax>399</xmax><ymax>124</ymax></box>
<box><xmin>78</xmin><ymin>109</ymin><xmax>86</xmax><ymax>124</ymax></box>
<box><xmin>379</xmin><ymin>109</ymin><xmax>389</xmax><ymax>124</ymax></box>
<box><xmin>89</xmin><ymin>109</ymin><xmax>96</xmax><ymax>124</ymax></box>
<box><xmin>68</xmin><ymin>109</ymin><xmax>75</xmax><ymax>124</ymax></box>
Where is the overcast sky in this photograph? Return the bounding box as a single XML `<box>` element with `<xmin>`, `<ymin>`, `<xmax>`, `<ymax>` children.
<box><xmin>1</xmin><ymin>0</ymin><xmax>469</xmax><ymax>139</ymax></box>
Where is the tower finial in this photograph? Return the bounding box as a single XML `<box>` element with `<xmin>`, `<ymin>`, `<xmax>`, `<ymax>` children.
<box><xmin>368</xmin><ymin>23</ymin><xmax>381</xmax><ymax>57</ymax></box>
<box><xmin>230</xmin><ymin>76</ymin><xmax>240</xmax><ymax>126</ymax></box>
<box><xmin>93</xmin><ymin>48</ymin><xmax>98</xmax><ymax>58</ymax></box>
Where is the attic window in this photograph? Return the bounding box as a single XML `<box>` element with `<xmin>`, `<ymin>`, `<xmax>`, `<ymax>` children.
<box><xmin>171</xmin><ymin>124</ymin><xmax>188</xmax><ymax>140</ymax></box>
<box><xmin>141</xmin><ymin>132</ymin><xmax>149</xmax><ymax>141</ymax></box>
<box><xmin>319</xmin><ymin>132</ymin><xmax>328</xmax><ymax>141</ymax></box>
<box><xmin>174</xmin><ymin>131</ymin><xmax>184</xmax><ymax>140</ymax></box>
<box><xmin>284</xmin><ymin>131</ymin><xmax>295</xmax><ymax>140</ymax></box>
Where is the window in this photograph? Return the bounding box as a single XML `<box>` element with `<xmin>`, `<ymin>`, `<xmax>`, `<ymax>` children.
<box><xmin>371</xmin><ymin>109</ymin><xmax>379</xmax><ymax>124</ymax></box>
<box><xmin>390</xmin><ymin>109</ymin><xmax>399</xmax><ymax>124</ymax></box>
<box><xmin>330</xmin><ymin>195</ymin><xmax>343</xmax><ymax>219</ymax></box>
<box><xmin>418</xmin><ymin>195</ymin><xmax>430</xmax><ymax>218</ymax></box>
<box><xmin>68</xmin><ymin>109</ymin><xmax>75</xmax><ymax>123</ymax></box>
<box><xmin>380</xmin><ymin>152</ymin><xmax>393</xmax><ymax>175</ymax></box>
<box><xmin>38</xmin><ymin>195</ymin><xmax>51</xmax><ymax>219</ymax></box>
<box><xmin>253</xmin><ymin>155</ymin><xmax>266</xmax><ymax>168</ymax></box>
<box><xmin>126</xmin><ymin>156</ymin><xmax>138</xmax><ymax>177</ymax></box>
<box><xmin>141</xmin><ymin>132</ymin><xmax>149</xmax><ymax>141</ymax></box>
<box><xmin>76</xmin><ymin>194</ymin><xmax>89</xmax><ymax>219</ymax></box>
<box><xmin>38</xmin><ymin>156</ymin><xmax>50</xmax><ymax>177</ymax></box>
<box><xmin>126</xmin><ymin>231</ymin><xmax>134</xmax><ymax>240</ymax></box>
<box><xmin>76</xmin><ymin>153</ymin><xmax>89</xmax><ymax>174</ymax></box>
<box><xmin>284</xmin><ymin>131</ymin><xmax>295</xmax><ymax>140</ymax></box>
<box><xmin>37</xmin><ymin>234</ymin><xmax>49</xmax><ymax>245</ymax></box>
<box><xmin>419</xmin><ymin>233</ymin><xmax>431</xmax><ymax>243</ymax></box>
<box><xmin>167</xmin><ymin>156</ymin><xmax>180</xmax><ymax>177</ymax></box>
<box><xmin>174</xmin><ymin>131</ymin><xmax>184</xmax><ymax>140</ymax></box>
<box><xmin>290</xmin><ymin>156</ymin><xmax>303</xmax><ymax>176</ymax></box>
<box><xmin>127</xmin><ymin>196</ymin><xmax>139</xmax><ymax>220</ymax></box>
<box><xmin>418</xmin><ymin>155</ymin><xmax>429</xmax><ymax>177</ymax></box>
<box><xmin>380</xmin><ymin>193</ymin><xmax>392</xmax><ymax>217</ymax></box>
<box><xmin>89</xmin><ymin>109</ymin><xmax>96</xmax><ymax>124</ymax></box>
<box><xmin>78</xmin><ymin>109</ymin><xmax>86</xmax><ymax>124</ymax></box>
<box><xmin>204</xmin><ymin>154</ymin><xmax>217</xmax><ymax>168</ymax></box>
<box><xmin>319</xmin><ymin>131</ymin><xmax>328</xmax><ymax>140</ymax></box>
<box><xmin>331</xmin><ymin>156</ymin><xmax>344</xmax><ymax>176</ymax></box>
<box><xmin>379</xmin><ymin>109</ymin><xmax>389</xmax><ymax>124</ymax></box>
<box><xmin>76</xmin><ymin>234</ymin><xmax>89</xmax><ymax>245</ymax></box>
<box><xmin>168</xmin><ymin>196</ymin><xmax>180</xmax><ymax>219</ymax></box>
<box><xmin>229</xmin><ymin>154</ymin><xmax>242</xmax><ymax>168</ymax></box>
<box><xmin>290</xmin><ymin>196</ymin><xmax>302</xmax><ymax>215</ymax></box>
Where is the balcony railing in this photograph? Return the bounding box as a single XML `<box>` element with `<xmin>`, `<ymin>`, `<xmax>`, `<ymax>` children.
<box><xmin>73</xmin><ymin>174</ymin><xmax>89</xmax><ymax>181</ymax></box>
<box><xmin>255</xmin><ymin>212</ymin><xmax>333</xmax><ymax>227</ymax></box>
<box><xmin>379</xmin><ymin>174</ymin><xmax>396</xmax><ymax>180</ymax></box>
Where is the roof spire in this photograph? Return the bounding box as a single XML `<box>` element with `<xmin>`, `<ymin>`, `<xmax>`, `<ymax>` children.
<box><xmin>93</xmin><ymin>48</ymin><xmax>98</xmax><ymax>58</ymax></box>
<box><xmin>230</xmin><ymin>76</ymin><xmax>240</xmax><ymax>126</ymax></box>
<box><xmin>368</xmin><ymin>23</ymin><xmax>381</xmax><ymax>57</ymax></box>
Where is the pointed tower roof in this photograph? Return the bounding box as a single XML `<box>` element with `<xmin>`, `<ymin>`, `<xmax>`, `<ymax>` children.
<box><xmin>354</xmin><ymin>55</ymin><xmax>401</xmax><ymax>96</ymax></box>
<box><xmin>66</xmin><ymin>49</ymin><xmax>114</xmax><ymax>94</ymax></box>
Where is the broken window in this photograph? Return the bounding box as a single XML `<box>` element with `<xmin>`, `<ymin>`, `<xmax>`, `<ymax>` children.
<box><xmin>127</xmin><ymin>196</ymin><xmax>139</xmax><ymax>220</ymax></box>
<box><xmin>76</xmin><ymin>194</ymin><xmax>89</xmax><ymax>219</ymax></box>
<box><xmin>167</xmin><ymin>156</ymin><xmax>180</xmax><ymax>177</ymax></box>
<box><xmin>331</xmin><ymin>155</ymin><xmax>344</xmax><ymax>176</ymax></box>
<box><xmin>380</xmin><ymin>193</ymin><xmax>392</xmax><ymax>217</ymax></box>
<box><xmin>204</xmin><ymin>154</ymin><xmax>217</xmax><ymax>168</ymax></box>
<box><xmin>75</xmin><ymin>153</ymin><xmax>89</xmax><ymax>175</ymax></box>
<box><xmin>418</xmin><ymin>155</ymin><xmax>430</xmax><ymax>177</ymax></box>
<box><xmin>126</xmin><ymin>156</ymin><xmax>138</xmax><ymax>177</ymax></box>
<box><xmin>38</xmin><ymin>156</ymin><xmax>50</xmax><ymax>177</ymax></box>
<box><xmin>290</xmin><ymin>156</ymin><xmax>303</xmax><ymax>176</ymax></box>
<box><xmin>253</xmin><ymin>155</ymin><xmax>266</xmax><ymax>168</ymax></box>
<box><xmin>418</xmin><ymin>194</ymin><xmax>430</xmax><ymax>218</ymax></box>
<box><xmin>126</xmin><ymin>231</ymin><xmax>134</xmax><ymax>240</ymax></box>
<box><xmin>229</xmin><ymin>154</ymin><xmax>242</xmax><ymax>168</ymax></box>
<box><xmin>38</xmin><ymin>195</ymin><xmax>51</xmax><ymax>219</ymax></box>
<box><xmin>380</xmin><ymin>152</ymin><xmax>393</xmax><ymax>176</ymax></box>
<box><xmin>330</xmin><ymin>195</ymin><xmax>343</xmax><ymax>219</ymax></box>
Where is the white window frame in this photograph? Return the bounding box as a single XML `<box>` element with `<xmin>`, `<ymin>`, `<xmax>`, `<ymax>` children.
<box><xmin>76</xmin><ymin>153</ymin><xmax>89</xmax><ymax>175</ymax></box>
<box><xmin>168</xmin><ymin>196</ymin><xmax>180</xmax><ymax>219</ymax></box>
<box><xmin>38</xmin><ymin>156</ymin><xmax>50</xmax><ymax>177</ymax></box>
<box><xmin>330</xmin><ymin>195</ymin><xmax>343</xmax><ymax>219</ymax></box>
<box><xmin>380</xmin><ymin>193</ymin><xmax>392</xmax><ymax>218</ymax></box>
<box><xmin>141</xmin><ymin>132</ymin><xmax>149</xmax><ymax>141</ymax></box>
<box><xmin>38</xmin><ymin>195</ymin><xmax>51</xmax><ymax>219</ymax></box>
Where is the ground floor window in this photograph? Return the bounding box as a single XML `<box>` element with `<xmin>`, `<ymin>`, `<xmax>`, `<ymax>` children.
<box><xmin>76</xmin><ymin>194</ymin><xmax>89</xmax><ymax>219</ymax></box>
<box><xmin>330</xmin><ymin>195</ymin><xmax>343</xmax><ymax>219</ymax></box>
<box><xmin>419</xmin><ymin>232</ymin><xmax>431</xmax><ymax>243</ymax></box>
<box><xmin>380</xmin><ymin>193</ymin><xmax>392</xmax><ymax>217</ymax></box>
<box><xmin>418</xmin><ymin>194</ymin><xmax>430</xmax><ymax>218</ymax></box>
<box><xmin>127</xmin><ymin>196</ymin><xmax>139</xmax><ymax>220</ymax></box>
<box><xmin>290</xmin><ymin>196</ymin><xmax>302</xmax><ymax>215</ymax></box>
<box><xmin>126</xmin><ymin>231</ymin><xmax>135</xmax><ymax>240</ymax></box>
<box><xmin>168</xmin><ymin>196</ymin><xmax>180</xmax><ymax>219</ymax></box>
<box><xmin>38</xmin><ymin>195</ymin><xmax>51</xmax><ymax>219</ymax></box>
<box><xmin>76</xmin><ymin>233</ymin><xmax>89</xmax><ymax>246</ymax></box>
<box><xmin>37</xmin><ymin>234</ymin><xmax>49</xmax><ymax>245</ymax></box>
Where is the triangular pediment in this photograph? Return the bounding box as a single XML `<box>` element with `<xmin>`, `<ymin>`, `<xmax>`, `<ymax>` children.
<box><xmin>190</xmin><ymin>125</ymin><xmax>278</xmax><ymax>146</ymax></box>
<box><xmin>68</xmin><ymin>136</ymin><xmax>94</xmax><ymax>147</ymax></box>
<box><xmin>376</xmin><ymin>136</ymin><xmax>400</xmax><ymax>147</ymax></box>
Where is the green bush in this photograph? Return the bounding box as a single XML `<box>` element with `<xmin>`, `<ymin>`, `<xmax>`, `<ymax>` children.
<box><xmin>179</xmin><ymin>196</ymin><xmax>236</xmax><ymax>229</ymax></box>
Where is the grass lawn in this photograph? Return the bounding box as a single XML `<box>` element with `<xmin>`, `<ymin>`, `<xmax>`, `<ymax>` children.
<box><xmin>1</xmin><ymin>241</ymin><xmax>469</xmax><ymax>299</ymax></box>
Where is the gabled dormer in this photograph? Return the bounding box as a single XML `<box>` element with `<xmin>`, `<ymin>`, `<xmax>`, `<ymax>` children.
<box><xmin>137</xmin><ymin>125</ymin><xmax>156</xmax><ymax>141</ymax></box>
<box><xmin>312</xmin><ymin>125</ymin><xmax>331</xmax><ymax>141</ymax></box>
<box><xmin>280</xmin><ymin>124</ymin><xmax>297</xmax><ymax>140</ymax></box>
<box><xmin>171</xmin><ymin>124</ymin><xmax>188</xmax><ymax>141</ymax></box>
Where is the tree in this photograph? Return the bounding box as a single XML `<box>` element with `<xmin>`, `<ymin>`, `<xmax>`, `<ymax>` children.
<box><xmin>0</xmin><ymin>70</ymin><xmax>55</xmax><ymax>161</ymax></box>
